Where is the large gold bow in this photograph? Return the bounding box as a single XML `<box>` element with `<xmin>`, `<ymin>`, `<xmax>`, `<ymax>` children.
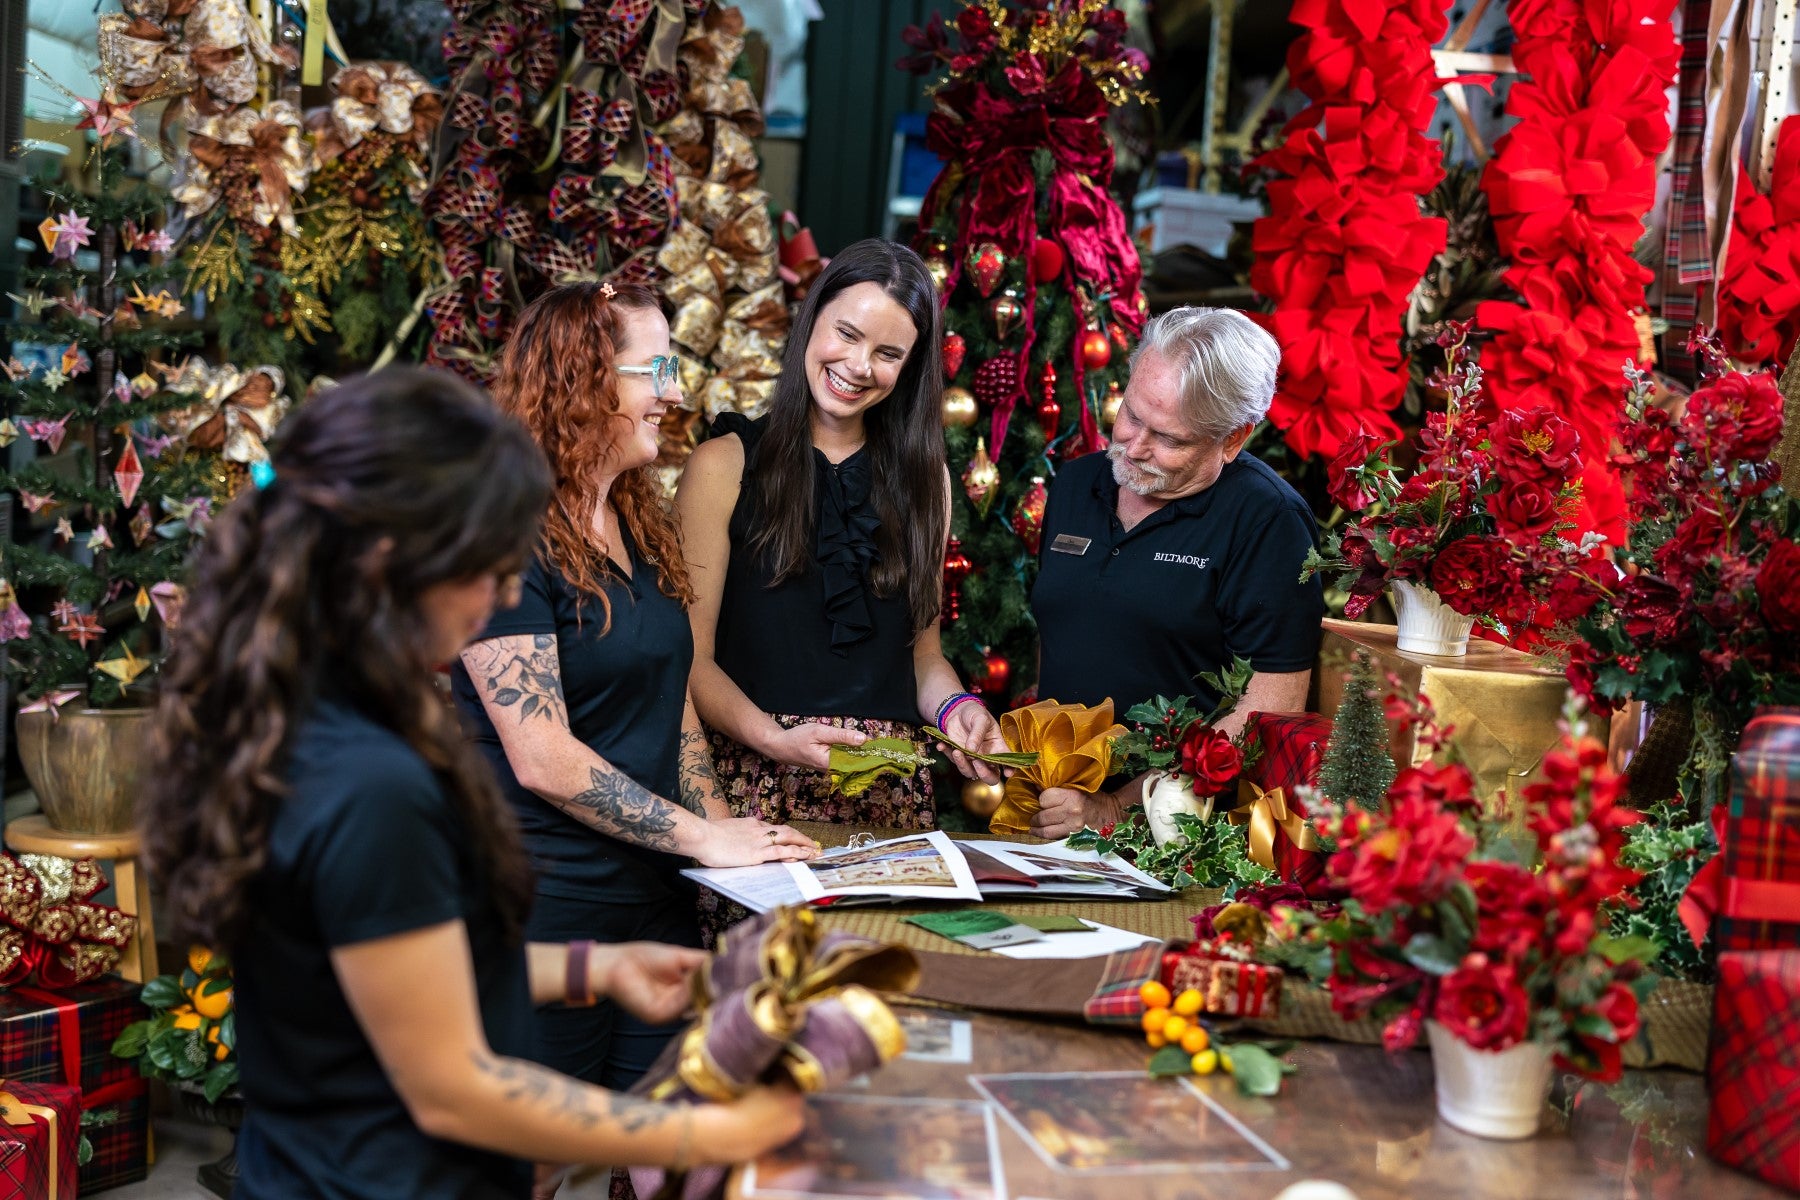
<box><xmin>988</xmin><ymin>699</ymin><xmax>1126</xmax><ymax>837</ymax></box>
<box><xmin>319</xmin><ymin>62</ymin><xmax>444</xmax><ymax>160</ymax></box>
<box><xmin>156</xmin><ymin>359</ymin><xmax>288</xmax><ymax>465</ymax></box>
<box><xmin>174</xmin><ymin>101</ymin><xmax>314</xmax><ymax>233</ymax></box>
<box><xmin>649</xmin><ymin>908</ymin><xmax>918</xmax><ymax>1103</ymax></box>
<box><xmin>1227</xmin><ymin>781</ymin><xmax>1320</xmax><ymax>873</ymax></box>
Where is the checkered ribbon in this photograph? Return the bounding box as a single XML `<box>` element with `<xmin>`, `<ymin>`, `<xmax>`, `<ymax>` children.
<box><xmin>1707</xmin><ymin>949</ymin><xmax>1800</xmax><ymax>1189</ymax></box>
<box><xmin>1662</xmin><ymin>0</ymin><xmax>1714</xmax><ymax>381</ymax></box>
<box><xmin>1081</xmin><ymin>939</ymin><xmax>1168</xmax><ymax>1027</ymax></box>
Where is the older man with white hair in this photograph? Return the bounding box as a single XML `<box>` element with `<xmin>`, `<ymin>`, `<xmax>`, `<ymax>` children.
<box><xmin>1028</xmin><ymin>306</ymin><xmax>1324</xmax><ymax>838</ymax></box>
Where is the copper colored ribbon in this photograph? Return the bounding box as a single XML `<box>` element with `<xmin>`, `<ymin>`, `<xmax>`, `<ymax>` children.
<box><xmin>1226</xmin><ymin>782</ymin><xmax>1320</xmax><ymax>874</ymax></box>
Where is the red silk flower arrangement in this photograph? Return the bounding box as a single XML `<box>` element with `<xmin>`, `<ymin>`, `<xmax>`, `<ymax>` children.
<box><xmin>1303</xmin><ymin>324</ymin><xmax>1588</xmax><ymax>628</ymax></box>
<box><xmin>1275</xmin><ymin>695</ymin><xmax>1655</xmax><ymax>1080</ymax></box>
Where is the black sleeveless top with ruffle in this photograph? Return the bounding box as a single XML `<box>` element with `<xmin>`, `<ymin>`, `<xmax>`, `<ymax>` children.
<box><xmin>710</xmin><ymin>413</ymin><xmax>919</xmax><ymax>724</ymax></box>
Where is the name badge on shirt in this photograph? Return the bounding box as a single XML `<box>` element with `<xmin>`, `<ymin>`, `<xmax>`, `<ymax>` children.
<box><xmin>1049</xmin><ymin>534</ymin><xmax>1091</xmax><ymax>555</ymax></box>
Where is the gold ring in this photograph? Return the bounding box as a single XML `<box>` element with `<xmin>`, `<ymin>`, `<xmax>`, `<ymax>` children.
<box><xmin>767</xmin><ymin>829</ymin><xmax>778</xmax><ymax>841</ymax></box>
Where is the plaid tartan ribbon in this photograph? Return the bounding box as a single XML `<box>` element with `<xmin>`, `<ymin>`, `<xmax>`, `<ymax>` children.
<box><xmin>1707</xmin><ymin>949</ymin><xmax>1800</xmax><ymax>1189</ymax></box>
<box><xmin>1662</xmin><ymin>0</ymin><xmax>1714</xmax><ymax>380</ymax></box>
<box><xmin>1081</xmin><ymin>939</ymin><xmax>1167</xmax><ymax>1027</ymax></box>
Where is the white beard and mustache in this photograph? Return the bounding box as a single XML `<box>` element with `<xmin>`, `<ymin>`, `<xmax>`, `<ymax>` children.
<box><xmin>1107</xmin><ymin>440</ymin><xmax>1169</xmax><ymax>496</ymax></box>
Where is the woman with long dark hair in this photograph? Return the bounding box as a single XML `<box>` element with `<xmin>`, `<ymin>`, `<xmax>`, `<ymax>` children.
<box><xmin>143</xmin><ymin>369</ymin><xmax>802</xmax><ymax>1198</ymax></box>
<box><xmin>678</xmin><ymin>239</ymin><xmax>1007</xmax><ymax>857</ymax></box>
<box><xmin>452</xmin><ymin>282</ymin><xmax>814</xmax><ymax>1141</ymax></box>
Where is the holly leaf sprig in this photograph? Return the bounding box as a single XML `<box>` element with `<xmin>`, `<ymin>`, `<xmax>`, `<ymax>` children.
<box><xmin>1115</xmin><ymin>657</ymin><xmax>1258</xmax><ymax>775</ymax></box>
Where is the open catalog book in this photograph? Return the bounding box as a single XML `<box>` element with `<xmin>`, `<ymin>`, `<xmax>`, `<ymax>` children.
<box><xmin>683</xmin><ymin>831</ymin><xmax>1171</xmax><ymax>914</ymax></box>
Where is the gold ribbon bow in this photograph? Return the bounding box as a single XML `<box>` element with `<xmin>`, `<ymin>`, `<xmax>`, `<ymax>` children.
<box><xmin>1227</xmin><ymin>781</ymin><xmax>1320</xmax><ymax>873</ymax></box>
<box><xmin>174</xmin><ymin>101</ymin><xmax>314</xmax><ymax>233</ymax></box>
<box><xmin>320</xmin><ymin>62</ymin><xmax>443</xmax><ymax>161</ymax></box>
<box><xmin>0</xmin><ymin>1083</ymin><xmax>63</xmax><ymax>1198</ymax></box>
<box><xmin>987</xmin><ymin>699</ymin><xmax>1126</xmax><ymax>837</ymax></box>
<box><xmin>654</xmin><ymin>908</ymin><xmax>919</xmax><ymax>1102</ymax></box>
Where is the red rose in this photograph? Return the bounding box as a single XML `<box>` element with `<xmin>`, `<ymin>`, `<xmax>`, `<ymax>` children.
<box><xmin>1466</xmin><ymin>861</ymin><xmax>1550</xmax><ymax>963</ymax></box>
<box><xmin>1653</xmin><ymin>508</ymin><xmax>1724</xmax><ymax>578</ymax></box>
<box><xmin>1758</xmin><ymin>540</ymin><xmax>1800</xmax><ymax>633</ymax></box>
<box><xmin>1179</xmin><ymin>726</ymin><xmax>1242</xmax><ymax>798</ymax></box>
<box><xmin>1615</xmin><ymin>574</ymin><xmax>1685</xmax><ymax>644</ymax></box>
<box><xmin>956</xmin><ymin>6</ymin><xmax>994</xmax><ymax>39</ymax></box>
<box><xmin>1433</xmin><ymin>954</ymin><xmax>1531</xmax><ymax>1051</ymax></box>
<box><xmin>1490</xmin><ymin>476</ymin><xmax>1562</xmax><ymax>539</ymax></box>
<box><xmin>1430</xmin><ymin>535</ymin><xmax>1523</xmax><ymax>618</ymax></box>
<box><xmin>1559</xmin><ymin>983</ymin><xmax>1641</xmax><ymax>1083</ymax></box>
<box><xmin>1493</xmin><ymin>407</ymin><xmax>1583</xmax><ymax>481</ymax></box>
<box><xmin>1681</xmin><ymin>371</ymin><xmax>1785</xmax><ymax>463</ymax></box>
<box><xmin>1327</xmin><ymin>429</ymin><xmax>1385</xmax><ymax>510</ymax></box>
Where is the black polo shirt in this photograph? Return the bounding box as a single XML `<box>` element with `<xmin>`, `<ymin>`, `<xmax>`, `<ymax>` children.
<box><xmin>451</xmin><ymin>537</ymin><xmax>693</xmax><ymax>904</ymax></box>
<box><xmin>1031</xmin><ymin>450</ymin><xmax>1324</xmax><ymax>713</ymax></box>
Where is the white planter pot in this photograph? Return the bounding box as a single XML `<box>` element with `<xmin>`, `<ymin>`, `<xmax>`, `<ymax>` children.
<box><xmin>1391</xmin><ymin>579</ymin><xmax>1475</xmax><ymax>657</ymax></box>
<box><xmin>1426</xmin><ymin>1020</ymin><xmax>1553</xmax><ymax>1140</ymax></box>
<box><xmin>1142</xmin><ymin>771</ymin><xmax>1214</xmax><ymax>846</ymax></box>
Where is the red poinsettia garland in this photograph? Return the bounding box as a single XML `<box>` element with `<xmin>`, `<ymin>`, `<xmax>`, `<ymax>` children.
<box><xmin>1248</xmin><ymin>0</ymin><xmax>1448</xmax><ymax>460</ymax></box>
<box><xmin>1716</xmin><ymin>117</ymin><xmax>1800</xmax><ymax>365</ymax></box>
<box><xmin>1477</xmin><ymin>0</ymin><xmax>1678</xmax><ymax>541</ymax></box>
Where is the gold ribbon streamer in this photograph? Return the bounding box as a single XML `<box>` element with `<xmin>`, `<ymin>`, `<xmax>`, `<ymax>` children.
<box><xmin>1226</xmin><ymin>782</ymin><xmax>1320</xmax><ymax>873</ymax></box>
<box><xmin>987</xmin><ymin>700</ymin><xmax>1126</xmax><ymax>837</ymax></box>
<box><xmin>0</xmin><ymin>1084</ymin><xmax>64</xmax><ymax>1196</ymax></box>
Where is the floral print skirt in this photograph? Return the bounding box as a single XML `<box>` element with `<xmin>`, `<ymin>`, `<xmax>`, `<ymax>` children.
<box><xmin>698</xmin><ymin>712</ymin><xmax>935</xmax><ymax>947</ymax></box>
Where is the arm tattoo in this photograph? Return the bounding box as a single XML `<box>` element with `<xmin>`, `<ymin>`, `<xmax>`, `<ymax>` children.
<box><xmin>470</xmin><ymin>1053</ymin><xmax>670</xmax><ymax>1133</ymax></box>
<box><xmin>676</xmin><ymin>729</ymin><xmax>717</xmax><ymax>816</ymax></box>
<box><xmin>469</xmin><ymin>634</ymin><xmax>567</xmax><ymax>725</ymax></box>
<box><xmin>566</xmin><ymin>765</ymin><xmax>681</xmax><ymax>852</ymax></box>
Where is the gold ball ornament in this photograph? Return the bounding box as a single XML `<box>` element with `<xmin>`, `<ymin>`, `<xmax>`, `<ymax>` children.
<box><xmin>1101</xmin><ymin>380</ymin><xmax>1124</xmax><ymax>429</ymax></box>
<box><xmin>961</xmin><ymin>778</ymin><xmax>1005</xmax><ymax>819</ymax></box>
<box><xmin>924</xmin><ymin>255</ymin><xmax>951</xmax><ymax>294</ymax></box>
<box><xmin>941</xmin><ymin>385</ymin><xmax>979</xmax><ymax>429</ymax></box>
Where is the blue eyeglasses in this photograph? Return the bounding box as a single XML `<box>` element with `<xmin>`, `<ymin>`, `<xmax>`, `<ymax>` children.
<box><xmin>617</xmin><ymin>354</ymin><xmax>682</xmax><ymax>399</ymax></box>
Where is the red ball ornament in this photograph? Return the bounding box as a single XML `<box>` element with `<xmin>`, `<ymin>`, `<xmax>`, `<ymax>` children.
<box><xmin>943</xmin><ymin>331</ymin><xmax>966</xmax><ymax>380</ymax></box>
<box><xmin>972</xmin><ymin>356</ymin><xmax>1021</xmax><ymax>410</ymax></box>
<box><xmin>978</xmin><ymin>647</ymin><xmax>1011</xmax><ymax>700</ymax></box>
<box><xmin>1031</xmin><ymin>239</ymin><xmax>1066</xmax><ymax>283</ymax></box>
<box><xmin>1079</xmin><ymin>327</ymin><xmax>1112</xmax><ymax>370</ymax></box>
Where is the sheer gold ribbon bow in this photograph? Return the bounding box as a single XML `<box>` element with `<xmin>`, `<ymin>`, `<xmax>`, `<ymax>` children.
<box><xmin>987</xmin><ymin>699</ymin><xmax>1127</xmax><ymax>837</ymax></box>
<box><xmin>1227</xmin><ymin>781</ymin><xmax>1320</xmax><ymax>873</ymax></box>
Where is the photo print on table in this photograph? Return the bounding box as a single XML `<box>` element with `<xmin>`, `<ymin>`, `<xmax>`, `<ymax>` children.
<box><xmin>971</xmin><ymin>1072</ymin><xmax>1289</xmax><ymax>1174</ymax></box>
<box><xmin>788</xmin><ymin>831</ymin><xmax>982</xmax><ymax>903</ymax></box>
<box><xmin>898</xmin><ymin>1011</ymin><xmax>974</xmax><ymax>1063</ymax></box>
<box><xmin>743</xmin><ymin>1094</ymin><xmax>1004</xmax><ymax>1200</ymax></box>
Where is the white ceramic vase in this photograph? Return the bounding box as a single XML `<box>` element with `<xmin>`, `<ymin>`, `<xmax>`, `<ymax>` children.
<box><xmin>1426</xmin><ymin>1020</ymin><xmax>1554</xmax><ymax>1140</ymax></box>
<box><xmin>1391</xmin><ymin>578</ymin><xmax>1476</xmax><ymax>657</ymax></box>
<box><xmin>1142</xmin><ymin>772</ymin><xmax>1215</xmax><ymax>846</ymax></box>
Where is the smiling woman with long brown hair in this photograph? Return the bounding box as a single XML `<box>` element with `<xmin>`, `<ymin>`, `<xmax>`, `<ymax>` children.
<box><xmin>142</xmin><ymin>369</ymin><xmax>802</xmax><ymax>1198</ymax></box>
<box><xmin>449</xmin><ymin>283</ymin><xmax>815</xmax><ymax>1185</ymax></box>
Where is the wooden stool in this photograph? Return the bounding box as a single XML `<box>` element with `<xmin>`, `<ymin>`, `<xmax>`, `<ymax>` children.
<box><xmin>3</xmin><ymin>815</ymin><xmax>158</xmax><ymax>983</ymax></box>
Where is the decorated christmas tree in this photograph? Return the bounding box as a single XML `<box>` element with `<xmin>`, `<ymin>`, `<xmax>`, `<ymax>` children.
<box><xmin>1</xmin><ymin>130</ymin><xmax>220</xmax><ymax>706</ymax></box>
<box><xmin>899</xmin><ymin>0</ymin><xmax>1149</xmax><ymax>702</ymax></box>
<box><xmin>1318</xmin><ymin>650</ymin><xmax>1396</xmax><ymax>813</ymax></box>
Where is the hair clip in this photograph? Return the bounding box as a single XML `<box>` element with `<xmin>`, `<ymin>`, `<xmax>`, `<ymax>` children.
<box><xmin>600</xmin><ymin>281</ymin><xmax>617</xmax><ymax>300</ymax></box>
<box><xmin>250</xmin><ymin>460</ymin><xmax>276</xmax><ymax>490</ymax></box>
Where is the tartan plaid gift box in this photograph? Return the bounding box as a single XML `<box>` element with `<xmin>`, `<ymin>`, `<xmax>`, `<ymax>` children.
<box><xmin>0</xmin><ymin>1078</ymin><xmax>79</xmax><ymax>1200</ymax></box>
<box><xmin>0</xmin><ymin>976</ymin><xmax>150</xmax><ymax>1192</ymax></box>
<box><xmin>1706</xmin><ymin>949</ymin><xmax>1800</xmax><ymax>1190</ymax></box>
<box><xmin>1714</xmin><ymin>709</ymin><xmax>1800</xmax><ymax>953</ymax></box>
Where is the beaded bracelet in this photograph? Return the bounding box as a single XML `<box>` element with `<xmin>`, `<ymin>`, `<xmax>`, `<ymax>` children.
<box><xmin>935</xmin><ymin>691</ymin><xmax>983</xmax><ymax>730</ymax></box>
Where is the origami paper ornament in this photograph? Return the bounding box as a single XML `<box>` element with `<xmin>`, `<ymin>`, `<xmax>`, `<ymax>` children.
<box><xmin>133</xmin><ymin>587</ymin><xmax>151</xmax><ymax>623</ymax></box>
<box><xmin>0</xmin><ymin>599</ymin><xmax>29</xmax><ymax>643</ymax></box>
<box><xmin>22</xmin><ymin>416</ymin><xmax>68</xmax><ymax>452</ymax></box>
<box><xmin>53</xmin><ymin>518</ymin><xmax>74</xmax><ymax>542</ymax></box>
<box><xmin>49</xmin><ymin>600</ymin><xmax>78</xmax><ymax>627</ymax></box>
<box><xmin>114</xmin><ymin>440</ymin><xmax>144</xmax><ymax>507</ymax></box>
<box><xmin>36</xmin><ymin>217</ymin><xmax>59</xmax><ymax>254</ymax></box>
<box><xmin>130</xmin><ymin>372</ymin><xmax>158</xmax><ymax>398</ymax></box>
<box><xmin>129</xmin><ymin>505</ymin><xmax>154</xmax><ymax>546</ymax></box>
<box><xmin>18</xmin><ymin>491</ymin><xmax>56</xmax><ymax>514</ymax></box>
<box><xmin>16</xmin><ymin>689</ymin><xmax>79</xmax><ymax>716</ymax></box>
<box><xmin>0</xmin><ymin>420</ymin><xmax>16</xmax><ymax>448</ymax></box>
<box><xmin>85</xmin><ymin>526</ymin><xmax>112</xmax><ymax>551</ymax></box>
<box><xmin>96</xmin><ymin>644</ymin><xmax>149</xmax><ymax>686</ymax></box>
<box><xmin>60</xmin><ymin>346</ymin><xmax>90</xmax><ymax>378</ymax></box>
<box><xmin>74</xmin><ymin>90</ymin><xmax>140</xmax><ymax>143</ymax></box>
<box><xmin>58</xmin><ymin>612</ymin><xmax>104</xmax><ymax>648</ymax></box>
<box><xmin>39</xmin><ymin>367</ymin><xmax>68</xmax><ymax>394</ymax></box>
<box><xmin>2</xmin><ymin>359</ymin><xmax>27</xmax><ymax>382</ymax></box>
<box><xmin>150</xmin><ymin>581</ymin><xmax>185</xmax><ymax>627</ymax></box>
<box><xmin>111</xmin><ymin>372</ymin><xmax>131</xmax><ymax>404</ymax></box>
<box><xmin>49</xmin><ymin>213</ymin><xmax>91</xmax><ymax>259</ymax></box>
<box><xmin>6</xmin><ymin>291</ymin><xmax>57</xmax><ymax>319</ymax></box>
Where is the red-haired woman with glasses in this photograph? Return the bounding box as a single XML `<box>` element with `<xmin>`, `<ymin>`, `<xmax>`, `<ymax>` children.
<box><xmin>450</xmin><ymin>283</ymin><xmax>816</xmax><ymax>1181</ymax></box>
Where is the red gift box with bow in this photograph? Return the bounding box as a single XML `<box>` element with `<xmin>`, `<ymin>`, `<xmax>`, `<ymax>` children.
<box><xmin>1234</xmin><ymin>711</ymin><xmax>1332</xmax><ymax>895</ymax></box>
<box><xmin>0</xmin><ymin>1078</ymin><xmax>79</xmax><ymax>1200</ymax></box>
<box><xmin>1162</xmin><ymin>936</ymin><xmax>1283</xmax><ymax>1018</ymax></box>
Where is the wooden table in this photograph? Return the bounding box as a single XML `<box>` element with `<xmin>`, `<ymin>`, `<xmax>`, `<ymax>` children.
<box><xmin>741</xmin><ymin>1004</ymin><xmax>1784</xmax><ymax>1200</ymax></box>
<box><xmin>740</xmin><ymin>826</ymin><xmax>1783</xmax><ymax>1199</ymax></box>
